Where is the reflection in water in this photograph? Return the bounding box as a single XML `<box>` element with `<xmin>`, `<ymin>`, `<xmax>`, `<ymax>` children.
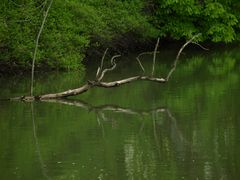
<box><xmin>0</xmin><ymin>48</ymin><xmax>240</xmax><ymax>179</ymax></box>
<box><xmin>42</xmin><ymin>99</ymin><xmax>188</xmax><ymax>179</ymax></box>
<box><xmin>31</xmin><ymin>103</ymin><xmax>51</xmax><ymax>180</ymax></box>
<box><xmin>44</xmin><ymin>98</ymin><xmax>187</xmax><ymax>142</ymax></box>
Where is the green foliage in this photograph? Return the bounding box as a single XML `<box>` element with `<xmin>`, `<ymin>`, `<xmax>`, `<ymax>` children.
<box><xmin>0</xmin><ymin>0</ymin><xmax>240</xmax><ymax>71</ymax></box>
<box><xmin>0</xmin><ymin>0</ymin><xmax>154</xmax><ymax>71</ymax></box>
<box><xmin>208</xmin><ymin>54</ymin><xmax>236</xmax><ymax>76</ymax></box>
<box><xmin>153</xmin><ymin>0</ymin><xmax>239</xmax><ymax>42</ymax></box>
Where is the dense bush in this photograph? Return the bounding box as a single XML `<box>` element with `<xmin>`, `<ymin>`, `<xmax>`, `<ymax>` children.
<box><xmin>152</xmin><ymin>0</ymin><xmax>239</xmax><ymax>42</ymax></box>
<box><xmin>84</xmin><ymin>0</ymin><xmax>240</xmax><ymax>44</ymax></box>
<box><xmin>0</xmin><ymin>0</ymin><xmax>154</xmax><ymax>71</ymax></box>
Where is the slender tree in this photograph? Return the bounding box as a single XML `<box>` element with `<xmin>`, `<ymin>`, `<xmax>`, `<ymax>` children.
<box><xmin>31</xmin><ymin>0</ymin><xmax>53</xmax><ymax>96</ymax></box>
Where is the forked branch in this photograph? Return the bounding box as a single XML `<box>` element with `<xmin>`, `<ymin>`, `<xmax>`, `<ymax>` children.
<box><xmin>166</xmin><ymin>33</ymin><xmax>202</xmax><ymax>81</ymax></box>
<box><xmin>8</xmin><ymin>34</ymin><xmax>206</xmax><ymax>101</ymax></box>
<box><xmin>97</xmin><ymin>54</ymin><xmax>121</xmax><ymax>81</ymax></box>
<box><xmin>96</xmin><ymin>48</ymin><xmax>109</xmax><ymax>79</ymax></box>
<box><xmin>136</xmin><ymin>51</ymin><xmax>161</xmax><ymax>73</ymax></box>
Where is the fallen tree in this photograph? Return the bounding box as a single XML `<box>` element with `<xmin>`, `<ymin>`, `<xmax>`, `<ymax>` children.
<box><xmin>9</xmin><ymin>34</ymin><xmax>206</xmax><ymax>101</ymax></box>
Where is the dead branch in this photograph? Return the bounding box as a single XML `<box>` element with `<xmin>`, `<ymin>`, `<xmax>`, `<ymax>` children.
<box><xmin>136</xmin><ymin>51</ymin><xmax>161</xmax><ymax>73</ymax></box>
<box><xmin>135</xmin><ymin>37</ymin><xmax>160</xmax><ymax>75</ymax></box>
<box><xmin>152</xmin><ymin>38</ymin><xmax>160</xmax><ymax>76</ymax></box>
<box><xmin>136</xmin><ymin>54</ymin><xmax>146</xmax><ymax>73</ymax></box>
<box><xmin>39</xmin><ymin>84</ymin><xmax>91</xmax><ymax>99</ymax></box>
<box><xmin>96</xmin><ymin>48</ymin><xmax>109</xmax><ymax>79</ymax></box>
<box><xmin>97</xmin><ymin>54</ymin><xmax>121</xmax><ymax>81</ymax></box>
<box><xmin>8</xmin><ymin>34</ymin><xmax>206</xmax><ymax>101</ymax></box>
<box><xmin>166</xmin><ymin>33</ymin><xmax>202</xmax><ymax>81</ymax></box>
<box><xmin>31</xmin><ymin>0</ymin><xmax>53</xmax><ymax>96</ymax></box>
<box><xmin>191</xmin><ymin>42</ymin><xmax>209</xmax><ymax>51</ymax></box>
<box><xmin>9</xmin><ymin>76</ymin><xmax>165</xmax><ymax>101</ymax></box>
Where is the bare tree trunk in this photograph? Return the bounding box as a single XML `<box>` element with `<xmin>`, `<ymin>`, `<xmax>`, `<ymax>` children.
<box><xmin>31</xmin><ymin>0</ymin><xmax>53</xmax><ymax>96</ymax></box>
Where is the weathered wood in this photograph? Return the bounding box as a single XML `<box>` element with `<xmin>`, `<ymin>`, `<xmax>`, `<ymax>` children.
<box><xmin>39</xmin><ymin>84</ymin><xmax>91</xmax><ymax>100</ymax></box>
<box><xmin>166</xmin><ymin>33</ymin><xmax>202</xmax><ymax>81</ymax></box>
<box><xmin>7</xmin><ymin>34</ymin><xmax>206</xmax><ymax>101</ymax></box>
<box><xmin>9</xmin><ymin>75</ymin><xmax>166</xmax><ymax>101</ymax></box>
<box><xmin>152</xmin><ymin>38</ymin><xmax>160</xmax><ymax>76</ymax></box>
<box><xmin>97</xmin><ymin>55</ymin><xmax>121</xmax><ymax>81</ymax></box>
<box><xmin>31</xmin><ymin>0</ymin><xmax>54</xmax><ymax>96</ymax></box>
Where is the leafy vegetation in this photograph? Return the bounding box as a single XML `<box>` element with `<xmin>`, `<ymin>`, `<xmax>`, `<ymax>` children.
<box><xmin>0</xmin><ymin>0</ymin><xmax>239</xmax><ymax>71</ymax></box>
<box><xmin>152</xmin><ymin>0</ymin><xmax>239</xmax><ymax>41</ymax></box>
<box><xmin>0</xmin><ymin>0</ymin><xmax>153</xmax><ymax>71</ymax></box>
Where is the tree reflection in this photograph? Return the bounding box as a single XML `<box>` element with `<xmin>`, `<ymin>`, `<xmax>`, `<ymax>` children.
<box><xmin>31</xmin><ymin>103</ymin><xmax>51</xmax><ymax>180</ymax></box>
<box><xmin>2</xmin><ymin>48</ymin><xmax>240</xmax><ymax>179</ymax></box>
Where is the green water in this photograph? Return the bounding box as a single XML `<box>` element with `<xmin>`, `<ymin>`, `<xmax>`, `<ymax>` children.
<box><xmin>0</xmin><ymin>48</ymin><xmax>240</xmax><ymax>180</ymax></box>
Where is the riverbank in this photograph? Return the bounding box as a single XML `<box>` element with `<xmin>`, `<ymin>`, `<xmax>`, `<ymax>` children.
<box><xmin>1</xmin><ymin>1</ymin><xmax>240</xmax><ymax>76</ymax></box>
<box><xmin>0</xmin><ymin>38</ymin><xmax>238</xmax><ymax>77</ymax></box>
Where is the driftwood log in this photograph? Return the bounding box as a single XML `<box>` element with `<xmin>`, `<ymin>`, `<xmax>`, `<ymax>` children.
<box><xmin>9</xmin><ymin>34</ymin><xmax>206</xmax><ymax>101</ymax></box>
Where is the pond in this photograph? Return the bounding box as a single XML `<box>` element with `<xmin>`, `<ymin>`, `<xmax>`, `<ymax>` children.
<box><xmin>0</xmin><ymin>47</ymin><xmax>240</xmax><ymax>180</ymax></box>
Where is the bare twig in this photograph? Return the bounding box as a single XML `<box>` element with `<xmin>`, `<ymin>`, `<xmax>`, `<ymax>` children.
<box><xmin>136</xmin><ymin>54</ymin><xmax>146</xmax><ymax>73</ymax></box>
<box><xmin>136</xmin><ymin>39</ymin><xmax>160</xmax><ymax>74</ymax></box>
<box><xmin>96</xmin><ymin>48</ymin><xmax>109</xmax><ymax>79</ymax></box>
<box><xmin>30</xmin><ymin>0</ymin><xmax>53</xmax><ymax>96</ymax></box>
<box><xmin>136</xmin><ymin>52</ymin><xmax>159</xmax><ymax>73</ymax></box>
<box><xmin>166</xmin><ymin>34</ymin><xmax>202</xmax><ymax>81</ymax></box>
<box><xmin>101</xmin><ymin>48</ymin><xmax>109</xmax><ymax>70</ymax></box>
<box><xmin>191</xmin><ymin>42</ymin><xmax>209</xmax><ymax>51</ymax></box>
<box><xmin>97</xmin><ymin>54</ymin><xmax>121</xmax><ymax>81</ymax></box>
<box><xmin>136</xmin><ymin>51</ymin><xmax>161</xmax><ymax>73</ymax></box>
<box><xmin>152</xmin><ymin>38</ymin><xmax>160</xmax><ymax>76</ymax></box>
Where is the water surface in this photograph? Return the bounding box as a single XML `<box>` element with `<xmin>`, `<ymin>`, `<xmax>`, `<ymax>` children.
<box><xmin>0</xmin><ymin>48</ymin><xmax>240</xmax><ymax>180</ymax></box>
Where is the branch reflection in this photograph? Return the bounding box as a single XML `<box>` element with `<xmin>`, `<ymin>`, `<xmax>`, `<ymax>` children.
<box><xmin>31</xmin><ymin>99</ymin><xmax>190</xmax><ymax>179</ymax></box>
<box><xmin>43</xmin><ymin>99</ymin><xmax>188</xmax><ymax>145</ymax></box>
